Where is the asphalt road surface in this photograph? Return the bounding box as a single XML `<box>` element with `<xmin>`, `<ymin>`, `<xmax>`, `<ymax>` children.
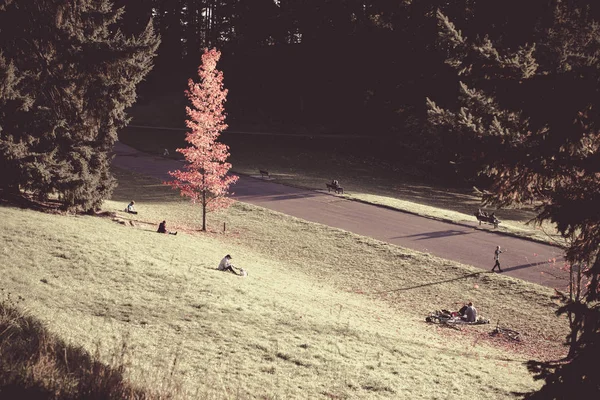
<box><xmin>112</xmin><ymin>142</ymin><xmax>567</xmax><ymax>289</ymax></box>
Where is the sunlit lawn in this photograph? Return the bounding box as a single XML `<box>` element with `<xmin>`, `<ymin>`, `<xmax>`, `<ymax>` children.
<box><xmin>0</xmin><ymin>168</ymin><xmax>568</xmax><ymax>399</ymax></box>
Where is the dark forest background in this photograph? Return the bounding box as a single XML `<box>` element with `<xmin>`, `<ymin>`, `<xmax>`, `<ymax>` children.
<box><xmin>117</xmin><ymin>0</ymin><xmax>600</xmax><ymax>180</ymax></box>
<box><xmin>117</xmin><ymin>0</ymin><xmax>472</xmax><ymax>173</ymax></box>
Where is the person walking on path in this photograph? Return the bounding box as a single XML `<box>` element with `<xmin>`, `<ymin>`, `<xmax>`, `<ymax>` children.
<box><xmin>492</xmin><ymin>245</ymin><xmax>503</xmax><ymax>272</ymax></box>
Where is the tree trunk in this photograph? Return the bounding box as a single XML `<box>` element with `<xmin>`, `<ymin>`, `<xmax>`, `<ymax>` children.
<box><xmin>567</xmin><ymin>263</ymin><xmax>583</xmax><ymax>359</ymax></box>
<box><xmin>202</xmin><ymin>189</ymin><xmax>206</xmax><ymax>231</ymax></box>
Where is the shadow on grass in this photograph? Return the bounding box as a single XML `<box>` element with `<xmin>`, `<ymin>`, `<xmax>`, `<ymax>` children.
<box><xmin>373</xmin><ymin>272</ymin><xmax>485</xmax><ymax>293</ymax></box>
<box><xmin>247</xmin><ymin>192</ymin><xmax>320</xmax><ymax>201</ymax></box>
<box><xmin>0</xmin><ymin>189</ymin><xmax>65</xmax><ymax>214</ymax></box>
<box><xmin>0</xmin><ymin>298</ymin><xmax>156</xmax><ymax>400</ymax></box>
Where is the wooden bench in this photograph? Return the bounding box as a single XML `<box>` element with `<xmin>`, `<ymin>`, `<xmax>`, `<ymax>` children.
<box><xmin>326</xmin><ymin>182</ymin><xmax>344</xmax><ymax>194</ymax></box>
<box><xmin>259</xmin><ymin>169</ymin><xmax>269</xmax><ymax>179</ymax></box>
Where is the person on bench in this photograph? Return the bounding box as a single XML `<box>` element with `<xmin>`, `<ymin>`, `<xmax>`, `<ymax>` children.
<box><xmin>157</xmin><ymin>220</ymin><xmax>177</xmax><ymax>235</ymax></box>
<box><xmin>125</xmin><ymin>200</ymin><xmax>138</xmax><ymax>214</ymax></box>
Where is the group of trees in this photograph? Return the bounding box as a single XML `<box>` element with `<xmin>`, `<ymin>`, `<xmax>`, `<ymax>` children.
<box><xmin>1</xmin><ymin>0</ymin><xmax>599</xmax><ymax>396</ymax></box>
<box><xmin>118</xmin><ymin>1</ymin><xmax>463</xmax><ymax>145</ymax></box>
<box><xmin>0</xmin><ymin>0</ymin><xmax>158</xmax><ymax>211</ymax></box>
<box><xmin>0</xmin><ymin>0</ymin><xmax>237</xmax><ymax>218</ymax></box>
<box><xmin>427</xmin><ymin>1</ymin><xmax>600</xmax><ymax>397</ymax></box>
<box><xmin>122</xmin><ymin>1</ymin><xmax>600</xmax><ymax>177</ymax></box>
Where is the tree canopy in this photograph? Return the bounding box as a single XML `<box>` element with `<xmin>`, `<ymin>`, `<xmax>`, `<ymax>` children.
<box><xmin>427</xmin><ymin>1</ymin><xmax>600</xmax><ymax>397</ymax></box>
<box><xmin>0</xmin><ymin>0</ymin><xmax>159</xmax><ymax>211</ymax></box>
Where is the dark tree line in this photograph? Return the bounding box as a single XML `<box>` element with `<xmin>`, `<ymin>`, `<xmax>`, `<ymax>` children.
<box><xmin>3</xmin><ymin>0</ymin><xmax>596</xmax><ymax>206</ymax></box>
<box><xmin>117</xmin><ymin>1</ymin><xmax>482</xmax><ymax>174</ymax></box>
<box><xmin>124</xmin><ymin>1</ymin><xmax>595</xmax><ymax>175</ymax></box>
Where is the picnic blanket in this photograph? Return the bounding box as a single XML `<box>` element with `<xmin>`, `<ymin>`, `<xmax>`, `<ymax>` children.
<box><xmin>425</xmin><ymin>310</ymin><xmax>490</xmax><ymax>325</ymax></box>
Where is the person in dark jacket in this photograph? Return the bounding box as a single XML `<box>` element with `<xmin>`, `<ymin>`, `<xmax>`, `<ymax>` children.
<box><xmin>157</xmin><ymin>220</ymin><xmax>177</xmax><ymax>235</ymax></box>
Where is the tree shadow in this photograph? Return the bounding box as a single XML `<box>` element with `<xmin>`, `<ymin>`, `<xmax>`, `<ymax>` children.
<box><xmin>0</xmin><ymin>301</ymin><xmax>150</xmax><ymax>399</ymax></box>
<box><xmin>502</xmin><ymin>260</ymin><xmax>555</xmax><ymax>273</ymax></box>
<box><xmin>0</xmin><ymin>385</ymin><xmax>51</xmax><ymax>400</ymax></box>
<box><xmin>250</xmin><ymin>192</ymin><xmax>320</xmax><ymax>201</ymax></box>
<box><xmin>0</xmin><ymin>189</ymin><xmax>65</xmax><ymax>213</ymax></box>
<box><xmin>373</xmin><ymin>272</ymin><xmax>484</xmax><ymax>293</ymax></box>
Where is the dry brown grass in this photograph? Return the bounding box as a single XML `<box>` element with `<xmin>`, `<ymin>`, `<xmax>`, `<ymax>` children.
<box><xmin>0</xmin><ymin>292</ymin><xmax>175</xmax><ymax>400</ymax></box>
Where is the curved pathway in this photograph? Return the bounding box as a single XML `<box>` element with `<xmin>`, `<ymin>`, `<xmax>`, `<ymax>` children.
<box><xmin>112</xmin><ymin>142</ymin><xmax>567</xmax><ymax>289</ymax></box>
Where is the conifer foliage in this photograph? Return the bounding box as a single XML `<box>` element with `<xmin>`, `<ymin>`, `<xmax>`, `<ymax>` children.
<box><xmin>427</xmin><ymin>1</ymin><xmax>600</xmax><ymax>398</ymax></box>
<box><xmin>0</xmin><ymin>0</ymin><xmax>159</xmax><ymax>211</ymax></box>
<box><xmin>166</xmin><ymin>49</ymin><xmax>238</xmax><ymax>231</ymax></box>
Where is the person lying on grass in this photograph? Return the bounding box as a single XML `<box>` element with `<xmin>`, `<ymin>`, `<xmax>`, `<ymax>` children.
<box><xmin>157</xmin><ymin>220</ymin><xmax>177</xmax><ymax>235</ymax></box>
<box><xmin>218</xmin><ymin>254</ymin><xmax>247</xmax><ymax>276</ymax></box>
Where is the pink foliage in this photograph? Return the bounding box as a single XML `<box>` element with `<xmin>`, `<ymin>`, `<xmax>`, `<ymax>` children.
<box><xmin>166</xmin><ymin>48</ymin><xmax>238</xmax><ymax>229</ymax></box>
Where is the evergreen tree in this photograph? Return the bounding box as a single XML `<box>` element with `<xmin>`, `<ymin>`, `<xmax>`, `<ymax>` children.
<box><xmin>427</xmin><ymin>1</ymin><xmax>600</xmax><ymax>398</ymax></box>
<box><xmin>0</xmin><ymin>0</ymin><xmax>159</xmax><ymax>211</ymax></box>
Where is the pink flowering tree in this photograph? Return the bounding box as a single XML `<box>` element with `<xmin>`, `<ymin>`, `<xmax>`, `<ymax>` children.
<box><xmin>166</xmin><ymin>48</ymin><xmax>238</xmax><ymax>231</ymax></box>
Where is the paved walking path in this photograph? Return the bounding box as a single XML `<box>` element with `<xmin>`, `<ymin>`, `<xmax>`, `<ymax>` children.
<box><xmin>112</xmin><ymin>142</ymin><xmax>567</xmax><ymax>289</ymax></box>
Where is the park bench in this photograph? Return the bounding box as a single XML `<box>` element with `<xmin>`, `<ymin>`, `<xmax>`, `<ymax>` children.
<box><xmin>326</xmin><ymin>182</ymin><xmax>344</xmax><ymax>194</ymax></box>
<box><xmin>474</xmin><ymin>210</ymin><xmax>501</xmax><ymax>228</ymax></box>
<box><xmin>259</xmin><ymin>169</ymin><xmax>270</xmax><ymax>179</ymax></box>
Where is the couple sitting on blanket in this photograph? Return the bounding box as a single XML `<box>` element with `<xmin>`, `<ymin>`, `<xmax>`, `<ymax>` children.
<box><xmin>456</xmin><ymin>302</ymin><xmax>478</xmax><ymax>322</ymax></box>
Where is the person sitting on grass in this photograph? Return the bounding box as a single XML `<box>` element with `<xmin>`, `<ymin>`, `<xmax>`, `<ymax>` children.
<box><xmin>157</xmin><ymin>220</ymin><xmax>177</xmax><ymax>235</ymax></box>
<box><xmin>125</xmin><ymin>200</ymin><xmax>138</xmax><ymax>214</ymax></box>
<box><xmin>218</xmin><ymin>254</ymin><xmax>238</xmax><ymax>274</ymax></box>
<box><xmin>218</xmin><ymin>254</ymin><xmax>247</xmax><ymax>276</ymax></box>
<box><xmin>462</xmin><ymin>302</ymin><xmax>478</xmax><ymax>322</ymax></box>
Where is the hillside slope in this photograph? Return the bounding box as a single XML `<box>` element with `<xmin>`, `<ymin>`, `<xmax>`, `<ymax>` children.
<box><xmin>0</xmin><ymin>168</ymin><xmax>567</xmax><ymax>399</ymax></box>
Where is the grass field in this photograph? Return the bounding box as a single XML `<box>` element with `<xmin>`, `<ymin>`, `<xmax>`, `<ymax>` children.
<box><xmin>119</xmin><ymin>127</ymin><xmax>563</xmax><ymax>246</ymax></box>
<box><xmin>0</xmin><ymin>167</ymin><xmax>568</xmax><ymax>399</ymax></box>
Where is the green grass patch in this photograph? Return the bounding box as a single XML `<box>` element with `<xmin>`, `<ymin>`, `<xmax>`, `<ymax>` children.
<box><xmin>0</xmin><ymin>167</ymin><xmax>568</xmax><ymax>398</ymax></box>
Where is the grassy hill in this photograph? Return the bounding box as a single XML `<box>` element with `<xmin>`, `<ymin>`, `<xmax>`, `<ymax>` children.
<box><xmin>0</xmin><ymin>168</ymin><xmax>568</xmax><ymax>399</ymax></box>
